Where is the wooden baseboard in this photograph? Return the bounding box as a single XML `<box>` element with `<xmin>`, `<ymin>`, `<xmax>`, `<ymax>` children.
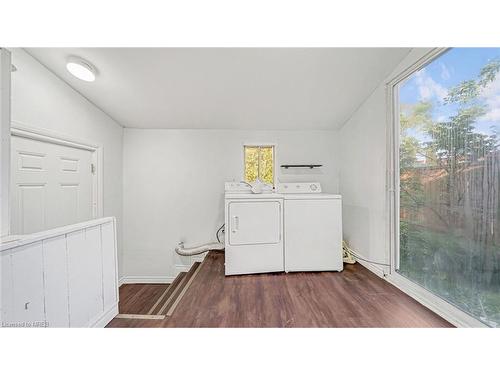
<box><xmin>354</xmin><ymin>258</ymin><xmax>388</xmax><ymax>278</ymax></box>
<box><xmin>91</xmin><ymin>303</ymin><xmax>119</xmax><ymax>328</ymax></box>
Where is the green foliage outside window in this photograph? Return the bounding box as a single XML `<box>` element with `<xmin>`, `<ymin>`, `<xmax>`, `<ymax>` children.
<box><xmin>244</xmin><ymin>146</ymin><xmax>274</xmax><ymax>185</ymax></box>
<box><xmin>399</xmin><ymin>49</ymin><xmax>500</xmax><ymax>326</ymax></box>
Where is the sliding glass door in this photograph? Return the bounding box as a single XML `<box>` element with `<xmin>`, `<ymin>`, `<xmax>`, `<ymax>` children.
<box><xmin>397</xmin><ymin>48</ymin><xmax>500</xmax><ymax>327</ymax></box>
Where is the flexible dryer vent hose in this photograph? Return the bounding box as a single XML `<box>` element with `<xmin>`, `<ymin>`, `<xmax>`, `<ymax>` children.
<box><xmin>175</xmin><ymin>241</ymin><xmax>225</xmax><ymax>256</ymax></box>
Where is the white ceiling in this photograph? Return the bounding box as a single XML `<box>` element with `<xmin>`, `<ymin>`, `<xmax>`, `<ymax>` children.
<box><xmin>25</xmin><ymin>48</ymin><xmax>410</xmax><ymax>130</ymax></box>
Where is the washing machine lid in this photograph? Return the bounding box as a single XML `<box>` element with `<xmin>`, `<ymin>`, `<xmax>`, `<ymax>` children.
<box><xmin>282</xmin><ymin>193</ymin><xmax>341</xmax><ymax>200</ymax></box>
<box><xmin>277</xmin><ymin>182</ymin><xmax>341</xmax><ymax>199</ymax></box>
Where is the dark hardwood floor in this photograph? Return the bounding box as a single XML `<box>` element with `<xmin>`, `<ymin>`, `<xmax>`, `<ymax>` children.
<box><xmin>107</xmin><ymin>251</ymin><xmax>453</xmax><ymax>328</ymax></box>
<box><xmin>117</xmin><ymin>283</ymin><xmax>170</xmax><ymax>315</ymax></box>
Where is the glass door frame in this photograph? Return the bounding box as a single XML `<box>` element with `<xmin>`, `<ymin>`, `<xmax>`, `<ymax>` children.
<box><xmin>385</xmin><ymin>47</ymin><xmax>488</xmax><ymax>327</ymax></box>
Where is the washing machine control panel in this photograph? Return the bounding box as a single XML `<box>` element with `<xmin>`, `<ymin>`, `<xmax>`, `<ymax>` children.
<box><xmin>277</xmin><ymin>182</ymin><xmax>322</xmax><ymax>194</ymax></box>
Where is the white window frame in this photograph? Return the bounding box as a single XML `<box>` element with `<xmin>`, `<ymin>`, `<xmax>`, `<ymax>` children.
<box><xmin>242</xmin><ymin>143</ymin><xmax>277</xmax><ymax>187</ymax></box>
<box><xmin>385</xmin><ymin>47</ymin><xmax>488</xmax><ymax>327</ymax></box>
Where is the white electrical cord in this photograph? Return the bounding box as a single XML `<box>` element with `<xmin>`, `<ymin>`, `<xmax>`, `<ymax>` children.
<box><xmin>342</xmin><ymin>241</ymin><xmax>356</xmax><ymax>264</ymax></box>
<box><xmin>343</xmin><ymin>240</ymin><xmax>390</xmax><ymax>267</ymax></box>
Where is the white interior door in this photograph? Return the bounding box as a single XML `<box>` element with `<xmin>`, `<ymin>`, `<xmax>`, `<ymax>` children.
<box><xmin>10</xmin><ymin>136</ymin><xmax>94</xmax><ymax>234</ymax></box>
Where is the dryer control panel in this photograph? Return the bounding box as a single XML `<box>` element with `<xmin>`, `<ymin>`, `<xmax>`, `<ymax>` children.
<box><xmin>277</xmin><ymin>182</ymin><xmax>322</xmax><ymax>194</ymax></box>
<box><xmin>225</xmin><ymin>182</ymin><xmax>274</xmax><ymax>193</ymax></box>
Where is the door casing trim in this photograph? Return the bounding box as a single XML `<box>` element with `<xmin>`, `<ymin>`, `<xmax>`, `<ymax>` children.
<box><xmin>10</xmin><ymin>120</ymin><xmax>103</xmax><ymax>219</ymax></box>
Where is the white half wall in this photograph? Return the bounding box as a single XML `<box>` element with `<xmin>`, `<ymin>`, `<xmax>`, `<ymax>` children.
<box><xmin>9</xmin><ymin>49</ymin><xmax>124</xmax><ymax>277</ymax></box>
<box><xmin>122</xmin><ymin>129</ymin><xmax>340</xmax><ymax>278</ymax></box>
<box><xmin>339</xmin><ymin>48</ymin><xmax>432</xmax><ymax>274</ymax></box>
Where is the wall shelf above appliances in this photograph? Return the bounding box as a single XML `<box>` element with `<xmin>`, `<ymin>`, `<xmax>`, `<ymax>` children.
<box><xmin>280</xmin><ymin>164</ymin><xmax>323</xmax><ymax>169</ymax></box>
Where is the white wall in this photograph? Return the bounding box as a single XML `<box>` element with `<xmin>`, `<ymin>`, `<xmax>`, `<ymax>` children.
<box><xmin>10</xmin><ymin>49</ymin><xmax>124</xmax><ymax>276</ymax></box>
<box><xmin>123</xmin><ymin>128</ymin><xmax>340</xmax><ymax>279</ymax></box>
<box><xmin>339</xmin><ymin>48</ymin><xmax>431</xmax><ymax>274</ymax></box>
<box><xmin>7</xmin><ymin>46</ymin><xmax>429</xmax><ymax>281</ymax></box>
<box><xmin>0</xmin><ymin>49</ymin><xmax>11</xmax><ymax>237</ymax></box>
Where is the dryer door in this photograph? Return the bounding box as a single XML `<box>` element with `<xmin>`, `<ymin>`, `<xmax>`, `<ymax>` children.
<box><xmin>228</xmin><ymin>200</ymin><xmax>281</xmax><ymax>246</ymax></box>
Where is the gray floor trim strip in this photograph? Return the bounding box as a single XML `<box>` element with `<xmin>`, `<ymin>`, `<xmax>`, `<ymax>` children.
<box><xmin>147</xmin><ymin>282</ymin><xmax>175</xmax><ymax>315</ymax></box>
<box><xmin>116</xmin><ymin>314</ymin><xmax>166</xmax><ymax>320</ymax></box>
<box><xmin>166</xmin><ymin>262</ymin><xmax>203</xmax><ymax>317</ymax></box>
<box><xmin>157</xmin><ymin>272</ymin><xmax>189</xmax><ymax>315</ymax></box>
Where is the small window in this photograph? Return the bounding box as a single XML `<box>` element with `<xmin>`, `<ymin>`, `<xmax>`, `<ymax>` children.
<box><xmin>244</xmin><ymin>145</ymin><xmax>274</xmax><ymax>186</ymax></box>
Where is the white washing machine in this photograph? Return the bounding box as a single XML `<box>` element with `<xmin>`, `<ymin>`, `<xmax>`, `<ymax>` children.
<box><xmin>224</xmin><ymin>182</ymin><xmax>284</xmax><ymax>275</ymax></box>
<box><xmin>278</xmin><ymin>182</ymin><xmax>343</xmax><ymax>272</ymax></box>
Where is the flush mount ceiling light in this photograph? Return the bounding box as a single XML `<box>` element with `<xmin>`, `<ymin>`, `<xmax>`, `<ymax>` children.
<box><xmin>66</xmin><ymin>56</ymin><xmax>97</xmax><ymax>82</ymax></box>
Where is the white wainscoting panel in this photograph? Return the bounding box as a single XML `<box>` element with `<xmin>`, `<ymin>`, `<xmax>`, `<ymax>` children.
<box><xmin>101</xmin><ymin>221</ymin><xmax>118</xmax><ymax>313</ymax></box>
<box><xmin>1</xmin><ymin>217</ymin><xmax>118</xmax><ymax>328</ymax></box>
<box><xmin>42</xmin><ymin>235</ymin><xmax>69</xmax><ymax>327</ymax></box>
<box><xmin>10</xmin><ymin>242</ymin><xmax>45</xmax><ymax>325</ymax></box>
